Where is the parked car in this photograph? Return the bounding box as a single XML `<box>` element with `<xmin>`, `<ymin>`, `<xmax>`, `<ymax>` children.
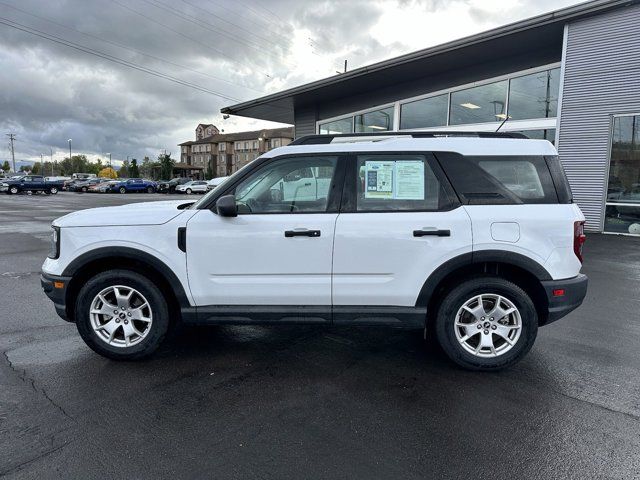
<box><xmin>206</xmin><ymin>176</ymin><xmax>229</xmax><ymax>191</ymax></box>
<box><xmin>157</xmin><ymin>177</ymin><xmax>192</xmax><ymax>194</ymax></box>
<box><xmin>96</xmin><ymin>180</ymin><xmax>121</xmax><ymax>193</ymax></box>
<box><xmin>41</xmin><ymin>132</ymin><xmax>588</xmax><ymax>370</ymax></box>
<box><xmin>176</xmin><ymin>180</ymin><xmax>208</xmax><ymax>194</ymax></box>
<box><xmin>107</xmin><ymin>178</ymin><xmax>157</xmax><ymax>194</ymax></box>
<box><xmin>70</xmin><ymin>178</ymin><xmax>108</xmax><ymax>193</ymax></box>
<box><xmin>1</xmin><ymin>175</ymin><xmax>63</xmax><ymax>194</ymax></box>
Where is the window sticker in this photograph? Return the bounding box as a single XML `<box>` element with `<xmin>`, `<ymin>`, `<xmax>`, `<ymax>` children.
<box><xmin>363</xmin><ymin>160</ymin><xmax>425</xmax><ymax>200</ymax></box>
<box><xmin>365</xmin><ymin>161</ymin><xmax>394</xmax><ymax>198</ymax></box>
<box><xmin>394</xmin><ymin>160</ymin><xmax>425</xmax><ymax>200</ymax></box>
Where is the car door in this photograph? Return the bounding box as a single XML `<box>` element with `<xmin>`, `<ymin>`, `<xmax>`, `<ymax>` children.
<box><xmin>332</xmin><ymin>152</ymin><xmax>473</xmax><ymax>311</ymax></box>
<box><xmin>185</xmin><ymin>155</ymin><xmax>344</xmax><ymax>310</ymax></box>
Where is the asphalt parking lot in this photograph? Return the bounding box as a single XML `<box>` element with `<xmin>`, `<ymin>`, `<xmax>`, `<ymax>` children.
<box><xmin>1</xmin><ymin>192</ymin><xmax>639</xmax><ymax>479</ymax></box>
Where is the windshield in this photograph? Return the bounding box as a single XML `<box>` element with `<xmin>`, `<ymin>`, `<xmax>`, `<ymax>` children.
<box><xmin>190</xmin><ymin>161</ymin><xmax>259</xmax><ymax>209</ymax></box>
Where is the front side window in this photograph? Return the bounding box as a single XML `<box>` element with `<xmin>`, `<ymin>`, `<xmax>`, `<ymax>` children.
<box><xmin>233</xmin><ymin>156</ymin><xmax>338</xmax><ymax>214</ymax></box>
<box><xmin>354</xmin><ymin>107</ymin><xmax>394</xmax><ymax>133</ymax></box>
<box><xmin>355</xmin><ymin>154</ymin><xmax>450</xmax><ymax>211</ymax></box>
<box><xmin>449</xmin><ymin>80</ymin><xmax>508</xmax><ymax>125</ymax></box>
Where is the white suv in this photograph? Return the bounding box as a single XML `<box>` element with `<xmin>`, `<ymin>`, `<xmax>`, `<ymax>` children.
<box><xmin>41</xmin><ymin>132</ymin><xmax>588</xmax><ymax>370</ymax></box>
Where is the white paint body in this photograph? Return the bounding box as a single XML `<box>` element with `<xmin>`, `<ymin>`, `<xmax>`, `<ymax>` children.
<box><xmin>42</xmin><ymin>136</ymin><xmax>585</xmax><ymax>309</ymax></box>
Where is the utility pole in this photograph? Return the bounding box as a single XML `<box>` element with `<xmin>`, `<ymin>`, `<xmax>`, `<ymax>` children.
<box><xmin>50</xmin><ymin>148</ymin><xmax>54</xmax><ymax>175</ymax></box>
<box><xmin>40</xmin><ymin>153</ymin><xmax>43</xmax><ymax>174</ymax></box>
<box><xmin>6</xmin><ymin>133</ymin><xmax>16</xmax><ymax>173</ymax></box>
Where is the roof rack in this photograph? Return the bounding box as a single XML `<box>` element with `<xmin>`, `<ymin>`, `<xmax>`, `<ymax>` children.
<box><xmin>289</xmin><ymin>131</ymin><xmax>529</xmax><ymax>145</ymax></box>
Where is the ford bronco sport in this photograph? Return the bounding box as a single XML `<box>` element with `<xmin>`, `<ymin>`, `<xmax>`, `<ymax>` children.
<box><xmin>41</xmin><ymin>132</ymin><xmax>588</xmax><ymax>370</ymax></box>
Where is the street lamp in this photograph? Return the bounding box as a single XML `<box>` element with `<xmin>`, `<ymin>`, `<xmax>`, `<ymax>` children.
<box><xmin>68</xmin><ymin>139</ymin><xmax>72</xmax><ymax>160</ymax></box>
<box><xmin>106</xmin><ymin>153</ymin><xmax>112</xmax><ymax>169</ymax></box>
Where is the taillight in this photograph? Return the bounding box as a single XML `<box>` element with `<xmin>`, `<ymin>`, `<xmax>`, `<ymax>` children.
<box><xmin>574</xmin><ymin>221</ymin><xmax>586</xmax><ymax>263</ymax></box>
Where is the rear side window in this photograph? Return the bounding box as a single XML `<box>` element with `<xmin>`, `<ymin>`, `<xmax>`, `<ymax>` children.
<box><xmin>436</xmin><ymin>153</ymin><xmax>559</xmax><ymax>204</ymax></box>
<box><xmin>354</xmin><ymin>154</ymin><xmax>457</xmax><ymax>212</ymax></box>
<box><xmin>545</xmin><ymin>156</ymin><xmax>573</xmax><ymax>204</ymax></box>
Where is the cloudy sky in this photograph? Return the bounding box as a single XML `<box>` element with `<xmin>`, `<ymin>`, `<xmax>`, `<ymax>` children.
<box><xmin>0</xmin><ymin>0</ymin><xmax>585</xmax><ymax>168</ymax></box>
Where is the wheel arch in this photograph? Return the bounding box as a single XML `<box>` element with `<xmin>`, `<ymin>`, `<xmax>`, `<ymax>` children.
<box><xmin>417</xmin><ymin>250</ymin><xmax>551</xmax><ymax>328</ymax></box>
<box><xmin>62</xmin><ymin>247</ymin><xmax>190</xmax><ymax>324</ymax></box>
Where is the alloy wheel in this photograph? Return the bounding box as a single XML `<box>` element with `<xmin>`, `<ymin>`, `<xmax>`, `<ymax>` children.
<box><xmin>453</xmin><ymin>294</ymin><xmax>522</xmax><ymax>357</ymax></box>
<box><xmin>89</xmin><ymin>285</ymin><xmax>153</xmax><ymax>348</ymax></box>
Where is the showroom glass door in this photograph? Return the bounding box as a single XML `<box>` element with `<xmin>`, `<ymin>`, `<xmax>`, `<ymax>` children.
<box><xmin>605</xmin><ymin>114</ymin><xmax>640</xmax><ymax>235</ymax></box>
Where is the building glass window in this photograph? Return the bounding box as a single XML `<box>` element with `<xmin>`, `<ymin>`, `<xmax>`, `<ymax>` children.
<box><xmin>450</xmin><ymin>80</ymin><xmax>508</xmax><ymax>125</ymax></box>
<box><xmin>354</xmin><ymin>106</ymin><xmax>394</xmax><ymax>133</ymax></box>
<box><xmin>508</xmin><ymin>68</ymin><xmax>560</xmax><ymax>120</ymax></box>
<box><xmin>219</xmin><ymin>142</ymin><xmax>226</xmax><ymax>151</ymax></box>
<box><xmin>605</xmin><ymin>115</ymin><xmax>640</xmax><ymax>235</ymax></box>
<box><xmin>319</xmin><ymin>117</ymin><xmax>353</xmax><ymax>134</ymax></box>
<box><xmin>400</xmin><ymin>94</ymin><xmax>448</xmax><ymax>129</ymax></box>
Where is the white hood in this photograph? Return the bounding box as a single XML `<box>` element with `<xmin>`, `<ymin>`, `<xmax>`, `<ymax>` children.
<box><xmin>53</xmin><ymin>200</ymin><xmax>195</xmax><ymax>227</ymax></box>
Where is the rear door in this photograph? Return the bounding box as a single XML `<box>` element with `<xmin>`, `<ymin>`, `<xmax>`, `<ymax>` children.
<box><xmin>332</xmin><ymin>153</ymin><xmax>473</xmax><ymax>310</ymax></box>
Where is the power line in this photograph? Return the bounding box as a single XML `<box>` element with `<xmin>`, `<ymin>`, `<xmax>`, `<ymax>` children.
<box><xmin>0</xmin><ymin>1</ymin><xmax>266</xmax><ymax>95</ymax></box>
<box><xmin>139</xmin><ymin>0</ymin><xmax>299</xmax><ymax>69</ymax></box>
<box><xmin>0</xmin><ymin>16</ymin><xmax>242</xmax><ymax>101</ymax></box>
<box><xmin>110</xmin><ymin>0</ymin><xmax>272</xmax><ymax>78</ymax></box>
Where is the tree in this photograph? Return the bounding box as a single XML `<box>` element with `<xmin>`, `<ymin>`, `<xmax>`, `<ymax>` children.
<box><xmin>159</xmin><ymin>152</ymin><xmax>175</xmax><ymax>180</ymax></box>
<box><xmin>31</xmin><ymin>163</ymin><xmax>41</xmax><ymax>174</ymax></box>
<box><xmin>129</xmin><ymin>159</ymin><xmax>140</xmax><ymax>178</ymax></box>
<box><xmin>139</xmin><ymin>156</ymin><xmax>158</xmax><ymax>179</ymax></box>
<box><xmin>119</xmin><ymin>159</ymin><xmax>130</xmax><ymax>178</ymax></box>
<box><xmin>1</xmin><ymin>161</ymin><xmax>9</xmax><ymax>172</ymax></box>
<box><xmin>98</xmin><ymin>167</ymin><xmax>118</xmax><ymax>179</ymax></box>
<box><xmin>19</xmin><ymin>165</ymin><xmax>30</xmax><ymax>173</ymax></box>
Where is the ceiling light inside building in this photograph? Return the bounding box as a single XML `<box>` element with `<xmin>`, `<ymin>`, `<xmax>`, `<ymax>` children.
<box><xmin>460</xmin><ymin>103</ymin><xmax>481</xmax><ymax>109</ymax></box>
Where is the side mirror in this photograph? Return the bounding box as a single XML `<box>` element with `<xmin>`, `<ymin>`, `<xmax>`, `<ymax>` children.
<box><xmin>216</xmin><ymin>194</ymin><xmax>238</xmax><ymax>217</ymax></box>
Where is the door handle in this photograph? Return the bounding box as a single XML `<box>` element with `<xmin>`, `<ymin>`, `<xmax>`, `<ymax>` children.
<box><xmin>285</xmin><ymin>229</ymin><xmax>321</xmax><ymax>238</ymax></box>
<box><xmin>413</xmin><ymin>229</ymin><xmax>451</xmax><ymax>237</ymax></box>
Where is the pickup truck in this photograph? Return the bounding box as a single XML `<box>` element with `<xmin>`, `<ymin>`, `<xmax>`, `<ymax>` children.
<box><xmin>1</xmin><ymin>175</ymin><xmax>64</xmax><ymax>194</ymax></box>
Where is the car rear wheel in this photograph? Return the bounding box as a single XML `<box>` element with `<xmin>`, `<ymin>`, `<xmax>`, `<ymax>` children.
<box><xmin>147</xmin><ymin>186</ymin><xmax>154</xmax><ymax>193</ymax></box>
<box><xmin>49</xmin><ymin>187</ymin><xmax>58</xmax><ymax>194</ymax></box>
<box><xmin>119</xmin><ymin>187</ymin><xmax>126</xmax><ymax>194</ymax></box>
<box><xmin>9</xmin><ymin>186</ymin><xmax>18</xmax><ymax>194</ymax></box>
<box><xmin>435</xmin><ymin>276</ymin><xmax>538</xmax><ymax>371</ymax></box>
<box><xmin>75</xmin><ymin>270</ymin><xmax>169</xmax><ymax>360</ymax></box>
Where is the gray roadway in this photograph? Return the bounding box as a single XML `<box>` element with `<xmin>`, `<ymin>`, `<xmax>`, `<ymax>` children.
<box><xmin>1</xmin><ymin>192</ymin><xmax>639</xmax><ymax>479</ymax></box>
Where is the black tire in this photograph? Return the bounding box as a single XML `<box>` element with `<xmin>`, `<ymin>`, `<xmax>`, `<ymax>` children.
<box><xmin>119</xmin><ymin>187</ymin><xmax>126</xmax><ymax>194</ymax></box>
<box><xmin>49</xmin><ymin>187</ymin><xmax>58</xmax><ymax>194</ymax></box>
<box><xmin>9</xmin><ymin>186</ymin><xmax>18</xmax><ymax>195</ymax></box>
<box><xmin>435</xmin><ymin>276</ymin><xmax>538</xmax><ymax>371</ymax></box>
<box><xmin>186</xmin><ymin>188</ymin><xmax>192</xmax><ymax>194</ymax></box>
<box><xmin>147</xmin><ymin>186</ymin><xmax>154</xmax><ymax>193</ymax></box>
<box><xmin>75</xmin><ymin>270</ymin><xmax>170</xmax><ymax>360</ymax></box>
<box><xmin>82</xmin><ymin>187</ymin><xmax>87</xmax><ymax>192</ymax></box>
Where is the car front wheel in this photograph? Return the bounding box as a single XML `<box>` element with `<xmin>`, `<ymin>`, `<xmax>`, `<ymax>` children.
<box><xmin>75</xmin><ymin>270</ymin><xmax>169</xmax><ymax>360</ymax></box>
<box><xmin>9</xmin><ymin>186</ymin><xmax>18</xmax><ymax>194</ymax></box>
<box><xmin>435</xmin><ymin>276</ymin><xmax>538</xmax><ymax>371</ymax></box>
<box><xmin>119</xmin><ymin>187</ymin><xmax>126</xmax><ymax>194</ymax></box>
<box><xmin>186</xmin><ymin>188</ymin><xmax>192</xmax><ymax>194</ymax></box>
<box><xmin>49</xmin><ymin>187</ymin><xmax>58</xmax><ymax>194</ymax></box>
<box><xmin>147</xmin><ymin>186</ymin><xmax>154</xmax><ymax>193</ymax></box>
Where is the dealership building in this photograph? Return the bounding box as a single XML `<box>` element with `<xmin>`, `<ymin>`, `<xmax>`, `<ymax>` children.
<box><xmin>222</xmin><ymin>0</ymin><xmax>640</xmax><ymax>234</ymax></box>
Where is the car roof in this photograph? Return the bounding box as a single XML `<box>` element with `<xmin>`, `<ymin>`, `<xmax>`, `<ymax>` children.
<box><xmin>263</xmin><ymin>136</ymin><xmax>557</xmax><ymax>158</ymax></box>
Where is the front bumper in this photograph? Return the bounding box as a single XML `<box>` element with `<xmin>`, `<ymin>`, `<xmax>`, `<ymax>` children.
<box><xmin>41</xmin><ymin>272</ymin><xmax>73</xmax><ymax>322</ymax></box>
<box><xmin>541</xmin><ymin>274</ymin><xmax>588</xmax><ymax>324</ymax></box>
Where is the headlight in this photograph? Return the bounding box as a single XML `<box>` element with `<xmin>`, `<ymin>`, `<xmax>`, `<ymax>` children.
<box><xmin>48</xmin><ymin>226</ymin><xmax>60</xmax><ymax>259</ymax></box>
<box><xmin>1</xmin><ymin>183</ymin><xmax>8</xmax><ymax>187</ymax></box>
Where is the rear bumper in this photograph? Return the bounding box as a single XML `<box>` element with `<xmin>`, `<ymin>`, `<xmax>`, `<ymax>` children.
<box><xmin>41</xmin><ymin>272</ymin><xmax>73</xmax><ymax>322</ymax></box>
<box><xmin>541</xmin><ymin>274</ymin><xmax>588</xmax><ymax>324</ymax></box>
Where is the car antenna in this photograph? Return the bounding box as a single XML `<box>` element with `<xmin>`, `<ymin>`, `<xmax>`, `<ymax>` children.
<box><xmin>495</xmin><ymin>115</ymin><xmax>510</xmax><ymax>132</ymax></box>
